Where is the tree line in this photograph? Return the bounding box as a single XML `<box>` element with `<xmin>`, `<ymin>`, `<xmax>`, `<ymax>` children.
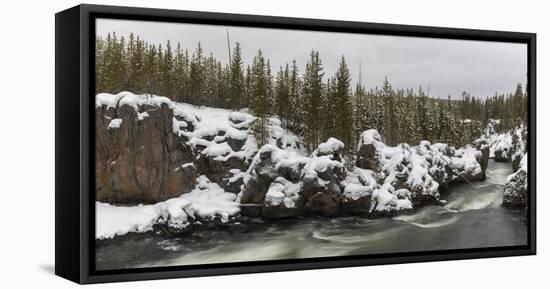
<box><xmin>96</xmin><ymin>32</ymin><xmax>528</xmax><ymax>157</ymax></box>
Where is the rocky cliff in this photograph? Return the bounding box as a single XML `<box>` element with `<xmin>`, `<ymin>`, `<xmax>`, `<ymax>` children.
<box><xmin>95</xmin><ymin>94</ymin><xmax>197</xmax><ymax>204</ymax></box>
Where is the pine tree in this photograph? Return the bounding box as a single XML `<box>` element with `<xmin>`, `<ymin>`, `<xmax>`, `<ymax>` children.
<box><xmin>353</xmin><ymin>83</ymin><xmax>369</xmax><ymax>145</ymax></box>
<box><xmin>162</xmin><ymin>40</ymin><xmax>174</xmax><ymax>97</ymax></box>
<box><xmin>173</xmin><ymin>42</ymin><xmax>187</xmax><ymax>102</ymax></box>
<box><xmin>145</xmin><ymin>44</ymin><xmax>158</xmax><ymax>96</ymax></box>
<box><xmin>321</xmin><ymin>77</ymin><xmax>336</xmax><ymax>141</ymax></box>
<box><xmin>190</xmin><ymin>42</ymin><xmax>205</xmax><ymax>105</ymax></box>
<box><xmin>95</xmin><ymin>35</ymin><xmax>107</xmax><ymax>93</ymax></box>
<box><xmin>302</xmin><ymin>50</ymin><xmax>325</xmax><ymax>150</ymax></box>
<box><xmin>288</xmin><ymin>60</ymin><xmax>303</xmax><ymax>133</ymax></box>
<box><xmin>250</xmin><ymin>50</ymin><xmax>270</xmax><ymax>146</ymax></box>
<box><xmin>332</xmin><ymin>56</ymin><xmax>354</xmax><ymax>155</ymax></box>
<box><xmin>266</xmin><ymin>60</ymin><xmax>274</xmax><ymax>115</ymax></box>
<box><xmin>381</xmin><ymin>77</ymin><xmax>398</xmax><ymax>144</ymax></box>
<box><xmin>512</xmin><ymin>83</ymin><xmax>524</xmax><ymax>126</ymax></box>
<box><xmin>229</xmin><ymin>42</ymin><xmax>245</xmax><ymax>110</ymax></box>
<box><xmin>275</xmin><ymin>64</ymin><xmax>290</xmax><ymax>128</ymax></box>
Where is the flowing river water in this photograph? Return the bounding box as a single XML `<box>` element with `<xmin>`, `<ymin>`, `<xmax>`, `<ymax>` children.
<box><xmin>96</xmin><ymin>160</ymin><xmax>527</xmax><ymax>270</ymax></box>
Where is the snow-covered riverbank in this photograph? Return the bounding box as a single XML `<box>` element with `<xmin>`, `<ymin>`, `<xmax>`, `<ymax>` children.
<box><xmin>95</xmin><ymin>92</ymin><xmax>516</xmax><ymax>240</ymax></box>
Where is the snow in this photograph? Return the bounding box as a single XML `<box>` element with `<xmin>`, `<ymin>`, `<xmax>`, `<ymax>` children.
<box><xmin>175</xmin><ymin>162</ymin><xmax>195</xmax><ymax>172</ymax></box>
<box><xmin>503</xmin><ymin>152</ymin><xmax>528</xmax><ymax>206</ymax></box>
<box><xmin>137</xmin><ymin>111</ymin><xmax>150</xmax><ymax>120</ymax></box>
<box><xmin>228</xmin><ymin>111</ymin><xmax>249</xmax><ymax>123</ymax></box>
<box><xmin>491</xmin><ymin>133</ymin><xmax>512</xmax><ymax>157</ymax></box>
<box><xmin>96</xmin><ymin>92</ymin><xmax>125</xmax><ymax>108</ymax></box>
<box><xmin>315</xmin><ymin>137</ymin><xmax>344</xmax><ymax>156</ymax></box>
<box><xmin>375</xmin><ymin>140</ymin><xmax>439</xmax><ymax>197</ymax></box>
<box><xmin>96</xmin><ymin>176</ymin><xmax>239</xmax><ymax>239</ymax></box>
<box><xmin>302</xmin><ymin>155</ymin><xmax>343</xmax><ymax>179</ymax></box>
<box><xmin>358</xmin><ymin>129</ymin><xmax>382</xmax><ymax>150</ymax></box>
<box><xmin>342</xmin><ymin>182</ymin><xmax>372</xmax><ymax>201</ymax></box>
<box><xmin>96</xmin><ymin>202</ymin><xmax>160</xmax><ymax>239</ymax></box>
<box><xmin>203</xmin><ymin>142</ymin><xmax>233</xmax><ymax>157</ymax></box>
<box><xmin>451</xmin><ymin>146</ymin><xmax>482</xmax><ymax>178</ymax></box>
<box><xmin>371</xmin><ymin>184</ymin><xmax>413</xmax><ymax>212</ymax></box>
<box><xmin>505</xmin><ymin>153</ymin><xmax>528</xmax><ymax>183</ymax></box>
<box><xmin>225</xmin><ymin>127</ymin><xmax>248</xmax><ymax>140</ymax></box>
<box><xmin>264</xmin><ymin>177</ymin><xmax>301</xmax><ymax>208</ymax></box>
<box><xmin>520</xmin><ymin>153</ymin><xmax>528</xmax><ymax>172</ymax></box>
<box><xmin>107</xmin><ymin>118</ymin><xmax>122</xmax><ymax>129</ymax></box>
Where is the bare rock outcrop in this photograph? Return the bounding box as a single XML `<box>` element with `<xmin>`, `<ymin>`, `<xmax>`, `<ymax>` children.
<box><xmin>95</xmin><ymin>96</ymin><xmax>196</xmax><ymax>204</ymax></box>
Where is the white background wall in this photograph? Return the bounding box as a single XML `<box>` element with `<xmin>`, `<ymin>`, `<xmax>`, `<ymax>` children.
<box><xmin>0</xmin><ymin>0</ymin><xmax>546</xmax><ymax>287</ymax></box>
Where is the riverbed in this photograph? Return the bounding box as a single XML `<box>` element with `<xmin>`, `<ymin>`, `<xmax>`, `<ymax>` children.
<box><xmin>96</xmin><ymin>160</ymin><xmax>527</xmax><ymax>270</ymax></box>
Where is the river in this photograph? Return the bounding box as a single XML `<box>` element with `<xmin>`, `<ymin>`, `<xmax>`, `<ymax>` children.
<box><xmin>96</xmin><ymin>160</ymin><xmax>527</xmax><ymax>270</ymax></box>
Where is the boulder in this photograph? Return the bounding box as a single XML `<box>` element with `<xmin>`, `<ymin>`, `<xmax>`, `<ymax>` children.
<box><xmin>240</xmin><ymin>139</ymin><xmax>346</xmax><ymax>219</ymax></box>
<box><xmin>356</xmin><ymin>130</ymin><xmax>381</xmax><ymax>170</ymax></box>
<box><xmin>262</xmin><ymin>177</ymin><xmax>302</xmax><ymax>218</ymax></box>
<box><xmin>239</xmin><ymin>146</ymin><xmax>281</xmax><ymax>217</ymax></box>
<box><xmin>299</xmin><ymin>138</ymin><xmax>346</xmax><ymax>217</ymax></box>
<box><xmin>300</xmin><ymin>173</ymin><xmax>342</xmax><ymax>217</ymax></box>
<box><xmin>494</xmin><ymin>148</ymin><xmax>510</xmax><ymax>162</ymax></box>
<box><xmin>503</xmin><ymin>154</ymin><xmax>528</xmax><ymax>209</ymax></box>
<box><xmin>503</xmin><ymin>169</ymin><xmax>528</xmax><ymax>208</ymax></box>
<box><xmin>511</xmin><ymin>126</ymin><xmax>527</xmax><ymax>172</ymax></box>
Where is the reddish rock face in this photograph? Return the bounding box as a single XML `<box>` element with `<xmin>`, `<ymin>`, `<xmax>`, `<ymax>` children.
<box><xmin>95</xmin><ymin>103</ymin><xmax>196</xmax><ymax>204</ymax></box>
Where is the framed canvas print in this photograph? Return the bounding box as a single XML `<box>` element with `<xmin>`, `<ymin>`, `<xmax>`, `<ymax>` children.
<box><xmin>55</xmin><ymin>4</ymin><xmax>536</xmax><ymax>284</ymax></box>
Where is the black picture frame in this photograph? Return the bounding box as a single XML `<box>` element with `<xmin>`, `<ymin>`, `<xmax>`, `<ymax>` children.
<box><xmin>55</xmin><ymin>4</ymin><xmax>537</xmax><ymax>284</ymax></box>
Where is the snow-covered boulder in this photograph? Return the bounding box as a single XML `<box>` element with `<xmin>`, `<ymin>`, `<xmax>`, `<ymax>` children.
<box><xmin>354</xmin><ymin>129</ymin><xmax>490</xmax><ymax>211</ymax></box>
<box><xmin>262</xmin><ymin>177</ymin><xmax>302</xmax><ymax>218</ymax></box>
<box><xmin>300</xmin><ymin>140</ymin><xmax>346</xmax><ymax>217</ymax></box>
<box><xmin>451</xmin><ymin>146</ymin><xmax>487</xmax><ymax>182</ymax></box>
<box><xmin>511</xmin><ymin>125</ymin><xmax>527</xmax><ymax>172</ymax></box>
<box><xmin>503</xmin><ymin>153</ymin><xmax>528</xmax><ymax>208</ymax></box>
<box><xmin>356</xmin><ymin>129</ymin><xmax>382</xmax><ymax>170</ymax></box>
<box><xmin>493</xmin><ymin>134</ymin><xmax>512</xmax><ymax>162</ymax></box>
<box><xmin>356</xmin><ymin>130</ymin><xmax>440</xmax><ymax>207</ymax></box>
<box><xmin>341</xmin><ymin>168</ymin><xmax>377</xmax><ymax>215</ymax></box>
<box><xmin>475</xmin><ymin>124</ymin><xmax>527</xmax><ymax>165</ymax></box>
<box><xmin>239</xmin><ymin>138</ymin><xmax>345</xmax><ymax>218</ymax></box>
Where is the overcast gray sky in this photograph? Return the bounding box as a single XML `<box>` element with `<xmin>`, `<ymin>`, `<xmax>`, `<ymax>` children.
<box><xmin>97</xmin><ymin>18</ymin><xmax>527</xmax><ymax>99</ymax></box>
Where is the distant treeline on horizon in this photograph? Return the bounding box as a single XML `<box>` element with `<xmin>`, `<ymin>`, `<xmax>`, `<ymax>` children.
<box><xmin>96</xmin><ymin>32</ymin><xmax>528</xmax><ymax>154</ymax></box>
